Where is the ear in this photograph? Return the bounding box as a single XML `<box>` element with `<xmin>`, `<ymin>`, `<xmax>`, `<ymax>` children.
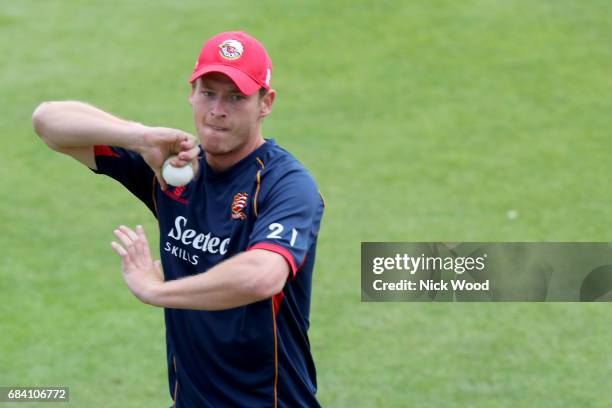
<box><xmin>187</xmin><ymin>84</ymin><xmax>196</xmax><ymax>106</ymax></box>
<box><xmin>259</xmin><ymin>89</ymin><xmax>276</xmax><ymax>119</ymax></box>
<box><xmin>188</xmin><ymin>80</ymin><xmax>198</xmax><ymax>106</ymax></box>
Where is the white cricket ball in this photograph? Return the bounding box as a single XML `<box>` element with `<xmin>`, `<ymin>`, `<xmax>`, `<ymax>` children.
<box><xmin>162</xmin><ymin>155</ymin><xmax>194</xmax><ymax>187</ymax></box>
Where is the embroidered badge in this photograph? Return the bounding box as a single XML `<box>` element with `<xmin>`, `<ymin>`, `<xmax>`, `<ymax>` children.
<box><xmin>231</xmin><ymin>192</ymin><xmax>248</xmax><ymax>220</ymax></box>
<box><xmin>219</xmin><ymin>39</ymin><xmax>244</xmax><ymax>60</ymax></box>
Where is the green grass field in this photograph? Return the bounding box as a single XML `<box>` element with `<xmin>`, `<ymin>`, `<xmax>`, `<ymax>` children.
<box><xmin>2</xmin><ymin>0</ymin><xmax>612</xmax><ymax>406</ymax></box>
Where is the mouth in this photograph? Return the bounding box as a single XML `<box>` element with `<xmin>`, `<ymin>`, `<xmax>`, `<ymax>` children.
<box><xmin>206</xmin><ymin>124</ymin><xmax>230</xmax><ymax>132</ymax></box>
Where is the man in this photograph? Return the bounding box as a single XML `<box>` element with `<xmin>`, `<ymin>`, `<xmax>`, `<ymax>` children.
<box><xmin>32</xmin><ymin>31</ymin><xmax>324</xmax><ymax>407</ymax></box>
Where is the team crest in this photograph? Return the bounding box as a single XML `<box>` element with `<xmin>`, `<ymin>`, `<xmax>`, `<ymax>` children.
<box><xmin>231</xmin><ymin>192</ymin><xmax>248</xmax><ymax>220</ymax></box>
<box><xmin>219</xmin><ymin>40</ymin><xmax>244</xmax><ymax>60</ymax></box>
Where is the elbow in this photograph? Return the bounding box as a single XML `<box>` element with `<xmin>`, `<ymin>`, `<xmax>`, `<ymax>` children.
<box><xmin>32</xmin><ymin>101</ymin><xmax>51</xmax><ymax>136</ymax></box>
<box><xmin>32</xmin><ymin>101</ymin><xmax>60</xmax><ymax>148</ymax></box>
<box><xmin>244</xmin><ymin>263</ymin><xmax>288</xmax><ymax>301</ymax></box>
<box><xmin>251</xmin><ymin>277</ymin><xmax>285</xmax><ymax>300</ymax></box>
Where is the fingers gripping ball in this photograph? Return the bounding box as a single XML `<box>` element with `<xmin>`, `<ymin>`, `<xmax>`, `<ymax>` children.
<box><xmin>162</xmin><ymin>155</ymin><xmax>194</xmax><ymax>186</ymax></box>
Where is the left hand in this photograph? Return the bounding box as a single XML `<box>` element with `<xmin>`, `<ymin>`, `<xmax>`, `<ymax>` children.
<box><xmin>110</xmin><ymin>225</ymin><xmax>164</xmax><ymax>304</ymax></box>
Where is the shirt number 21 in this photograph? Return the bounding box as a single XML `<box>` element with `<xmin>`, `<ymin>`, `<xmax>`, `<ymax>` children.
<box><xmin>267</xmin><ymin>223</ymin><xmax>298</xmax><ymax>247</ymax></box>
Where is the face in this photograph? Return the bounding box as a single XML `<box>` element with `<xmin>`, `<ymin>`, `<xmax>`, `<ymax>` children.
<box><xmin>189</xmin><ymin>73</ymin><xmax>274</xmax><ymax>157</ymax></box>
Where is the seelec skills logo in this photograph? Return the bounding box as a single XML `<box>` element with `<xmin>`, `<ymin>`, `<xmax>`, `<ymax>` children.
<box><xmin>164</xmin><ymin>216</ymin><xmax>230</xmax><ymax>265</ymax></box>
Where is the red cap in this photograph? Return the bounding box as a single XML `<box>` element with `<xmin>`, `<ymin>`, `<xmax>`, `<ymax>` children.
<box><xmin>189</xmin><ymin>31</ymin><xmax>272</xmax><ymax>96</ymax></box>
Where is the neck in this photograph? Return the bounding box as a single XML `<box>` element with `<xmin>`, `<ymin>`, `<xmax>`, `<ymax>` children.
<box><xmin>205</xmin><ymin>136</ymin><xmax>265</xmax><ymax>172</ymax></box>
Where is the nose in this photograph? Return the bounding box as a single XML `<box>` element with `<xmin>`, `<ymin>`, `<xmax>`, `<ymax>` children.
<box><xmin>209</xmin><ymin>98</ymin><xmax>227</xmax><ymax>118</ymax></box>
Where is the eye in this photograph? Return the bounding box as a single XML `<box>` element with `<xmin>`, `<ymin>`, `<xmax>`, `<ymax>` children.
<box><xmin>229</xmin><ymin>94</ymin><xmax>245</xmax><ymax>102</ymax></box>
<box><xmin>200</xmin><ymin>90</ymin><xmax>214</xmax><ymax>97</ymax></box>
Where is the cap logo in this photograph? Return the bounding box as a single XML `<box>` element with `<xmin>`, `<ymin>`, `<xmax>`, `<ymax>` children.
<box><xmin>219</xmin><ymin>39</ymin><xmax>244</xmax><ymax>60</ymax></box>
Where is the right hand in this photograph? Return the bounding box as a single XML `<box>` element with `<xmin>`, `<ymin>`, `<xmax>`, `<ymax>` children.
<box><xmin>136</xmin><ymin>126</ymin><xmax>200</xmax><ymax>190</ymax></box>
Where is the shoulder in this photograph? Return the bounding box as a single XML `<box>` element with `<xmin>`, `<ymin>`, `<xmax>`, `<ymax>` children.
<box><xmin>257</xmin><ymin>141</ymin><xmax>320</xmax><ymax>197</ymax></box>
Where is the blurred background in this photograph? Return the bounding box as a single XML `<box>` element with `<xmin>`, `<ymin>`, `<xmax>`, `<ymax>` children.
<box><xmin>1</xmin><ymin>0</ymin><xmax>611</xmax><ymax>406</ymax></box>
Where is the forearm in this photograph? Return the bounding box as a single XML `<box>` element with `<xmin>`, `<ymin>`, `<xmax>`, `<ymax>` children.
<box><xmin>150</xmin><ymin>263</ymin><xmax>259</xmax><ymax>310</ymax></box>
<box><xmin>32</xmin><ymin>100</ymin><xmax>145</xmax><ymax>151</ymax></box>
<box><xmin>147</xmin><ymin>250</ymin><xmax>288</xmax><ymax>310</ymax></box>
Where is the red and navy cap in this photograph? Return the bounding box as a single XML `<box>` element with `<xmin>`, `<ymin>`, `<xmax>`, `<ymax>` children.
<box><xmin>189</xmin><ymin>31</ymin><xmax>272</xmax><ymax>96</ymax></box>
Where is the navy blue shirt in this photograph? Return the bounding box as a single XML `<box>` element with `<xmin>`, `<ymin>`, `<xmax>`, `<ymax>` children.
<box><xmin>93</xmin><ymin>140</ymin><xmax>324</xmax><ymax>407</ymax></box>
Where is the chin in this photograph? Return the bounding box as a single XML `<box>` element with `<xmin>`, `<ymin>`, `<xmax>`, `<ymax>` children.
<box><xmin>198</xmin><ymin>131</ymin><xmax>222</xmax><ymax>151</ymax></box>
<box><xmin>200</xmin><ymin>139</ymin><xmax>234</xmax><ymax>156</ymax></box>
